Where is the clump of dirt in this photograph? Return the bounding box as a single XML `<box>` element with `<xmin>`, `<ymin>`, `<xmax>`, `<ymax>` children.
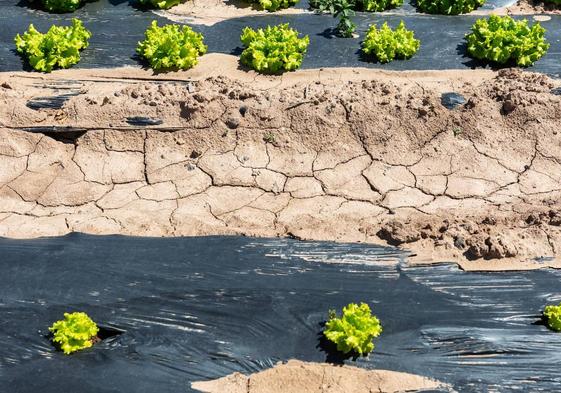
<box><xmin>191</xmin><ymin>359</ymin><xmax>445</xmax><ymax>393</ymax></box>
<box><xmin>507</xmin><ymin>0</ymin><xmax>561</xmax><ymax>14</ymax></box>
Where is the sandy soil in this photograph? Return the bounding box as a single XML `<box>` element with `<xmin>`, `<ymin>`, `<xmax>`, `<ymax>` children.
<box><xmin>1</xmin><ymin>54</ymin><xmax>561</xmax><ymax>271</ymax></box>
<box><xmin>191</xmin><ymin>359</ymin><xmax>445</xmax><ymax>393</ymax></box>
<box><xmin>506</xmin><ymin>0</ymin><xmax>561</xmax><ymax>14</ymax></box>
<box><xmin>155</xmin><ymin>0</ymin><xmax>561</xmax><ymax>25</ymax></box>
<box><xmin>158</xmin><ymin>0</ymin><xmax>307</xmax><ymax>26</ymax></box>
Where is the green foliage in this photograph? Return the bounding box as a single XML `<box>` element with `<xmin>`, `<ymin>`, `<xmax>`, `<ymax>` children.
<box><xmin>310</xmin><ymin>0</ymin><xmax>402</xmax><ymax>12</ymax></box>
<box><xmin>249</xmin><ymin>0</ymin><xmax>299</xmax><ymax>11</ymax></box>
<box><xmin>41</xmin><ymin>0</ymin><xmax>81</xmax><ymax>13</ymax></box>
<box><xmin>333</xmin><ymin>0</ymin><xmax>356</xmax><ymax>38</ymax></box>
<box><xmin>466</xmin><ymin>15</ymin><xmax>549</xmax><ymax>67</ymax></box>
<box><xmin>14</xmin><ymin>19</ymin><xmax>91</xmax><ymax>73</ymax></box>
<box><xmin>361</xmin><ymin>0</ymin><xmax>403</xmax><ymax>11</ymax></box>
<box><xmin>137</xmin><ymin>0</ymin><xmax>184</xmax><ymax>9</ymax></box>
<box><xmin>240</xmin><ymin>24</ymin><xmax>309</xmax><ymax>73</ymax></box>
<box><xmin>49</xmin><ymin>312</ymin><xmax>99</xmax><ymax>355</ymax></box>
<box><xmin>137</xmin><ymin>21</ymin><xmax>207</xmax><ymax>71</ymax></box>
<box><xmin>362</xmin><ymin>21</ymin><xmax>420</xmax><ymax>63</ymax></box>
<box><xmin>416</xmin><ymin>0</ymin><xmax>484</xmax><ymax>15</ymax></box>
<box><xmin>544</xmin><ymin>303</ymin><xmax>561</xmax><ymax>332</ymax></box>
<box><xmin>324</xmin><ymin>302</ymin><xmax>382</xmax><ymax>356</ymax></box>
<box><xmin>546</xmin><ymin>0</ymin><xmax>561</xmax><ymax>4</ymax></box>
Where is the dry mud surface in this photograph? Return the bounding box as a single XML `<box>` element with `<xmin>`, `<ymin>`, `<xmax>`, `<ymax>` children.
<box><xmin>191</xmin><ymin>360</ymin><xmax>445</xmax><ymax>393</ymax></box>
<box><xmin>160</xmin><ymin>0</ymin><xmax>306</xmax><ymax>26</ymax></box>
<box><xmin>1</xmin><ymin>54</ymin><xmax>561</xmax><ymax>271</ymax></box>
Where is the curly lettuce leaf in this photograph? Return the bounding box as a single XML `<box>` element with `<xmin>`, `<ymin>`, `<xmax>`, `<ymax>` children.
<box><xmin>49</xmin><ymin>312</ymin><xmax>99</xmax><ymax>355</ymax></box>
<box><xmin>466</xmin><ymin>15</ymin><xmax>549</xmax><ymax>67</ymax></box>
<box><xmin>137</xmin><ymin>0</ymin><xmax>184</xmax><ymax>9</ymax></box>
<box><xmin>416</xmin><ymin>0</ymin><xmax>484</xmax><ymax>15</ymax></box>
<box><xmin>136</xmin><ymin>21</ymin><xmax>207</xmax><ymax>71</ymax></box>
<box><xmin>240</xmin><ymin>23</ymin><xmax>309</xmax><ymax>74</ymax></box>
<box><xmin>14</xmin><ymin>19</ymin><xmax>91</xmax><ymax>73</ymax></box>
<box><xmin>361</xmin><ymin>21</ymin><xmax>420</xmax><ymax>63</ymax></box>
<box><xmin>360</xmin><ymin>0</ymin><xmax>403</xmax><ymax>11</ymax></box>
<box><xmin>324</xmin><ymin>302</ymin><xmax>382</xmax><ymax>356</ymax></box>
<box><xmin>544</xmin><ymin>303</ymin><xmax>561</xmax><ymax>332</ymax></box>
<box><xmin>250</xmin><ymin>0</ymin><xmax>299</xmax><ymax>11</ymax></box>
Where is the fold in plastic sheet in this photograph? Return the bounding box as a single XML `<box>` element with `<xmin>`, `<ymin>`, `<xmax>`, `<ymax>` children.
<box><xmin>1</xmin><ymin>234</ymin><xmax>561</xmax><ymax>392</ymax></box>
<box><xmin>0</xmin><ymin>0</ymin><xmax>560</xmax><ymax>76</ymax></box>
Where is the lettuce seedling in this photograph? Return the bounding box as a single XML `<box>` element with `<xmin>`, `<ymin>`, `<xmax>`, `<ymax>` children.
<box><xmin>49</xmin><ymin>312</ymin><xmax>99</xmax><ymax>355</ymax></box>
<box><xmin>137</xmin><ymin>21</ymin><xmax>207</xmax><ymax>71</ymax></box>
<box><xmin>240</xmin><ymin>24</ymin><xmax>309</xmax><ymax>74</ymax></box>
<box><xmin>360</xmin><ymin>0</ymin><xmax>402</xmax><ymax>11</ymax></box>
<box><xmin>416</xmin><ymin>0</ymin><xmax>484</xmax><ymax>14</ymax></box>
<box><xmin>138</xmin><ymin>0</ymin><xmax>184</xmax><ymax>9</ymax></box>
<box><xmin>466</xmin><ymin>15</ymin><xmax>549</xmax><ymax>67</ymax></box>
<box><xmin>544</xmin><ymin>303</ymin><xmax>561</xmax><ymax>331</ymax></box>
<box><xmin>41</xmin><ymin>0</ymin><xmax>81</xmax><ymax>12</ymax></box>
<box><xmin>324</xmin><ymin>302</ymin><xmax>382</xmax><ymax>356</ymax></box>
<box><xmin>14</xmin><ymin>19</ymin><xmax>91</xmax><ymax>73</ymax></box>
<box><xmin>362</xmin><ymin>21</ymin><xmax>420</xmax><ymax>63</ymax></box>
<box><xmin>250</xmin><ymin>0</ymin><xmax>299</xmax><ymax>11</ymax></box>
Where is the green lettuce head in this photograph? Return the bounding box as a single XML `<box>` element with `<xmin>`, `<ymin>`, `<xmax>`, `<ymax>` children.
<box><xmin>49</xmin><ymin>312</ymin><xmax>99</xmax><ymax>354</ymax></box>
<box><xmin>544</xmin><ymin>303</ymin><xmax>561</xmax><ymax>332</ymax></box>
<box><xmin>324</xmin><ymin>302</ymin><xmax>382</xmax><ymax>356</ymax></box>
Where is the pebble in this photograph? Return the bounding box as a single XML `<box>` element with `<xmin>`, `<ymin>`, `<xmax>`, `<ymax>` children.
<box><xmin>441</xmin><ymin>92</ymin><xmax>466</xmax><ymax>110</ymax></box>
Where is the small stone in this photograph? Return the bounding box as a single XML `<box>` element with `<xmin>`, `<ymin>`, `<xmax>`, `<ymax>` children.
<box><xmin>1</xmin><ymin>81</ymin><xmax>12</xmax><ymax>89</ymax></box>
<box><xmin>190</xmin><ymin>150</ymin><xmax>201</xmax><ymax>159</ymax></box>
<box><xmin>502</xmin><ymin>100</ymin><xmax>516</xmax><ymax>114</ymax></box>
<box><xmin>225</xmin><ymin>116</ymin><xmax>240</xmax><ymax>129</ymax></box>
<box><xmin>441</xmin><ymin>92</ymin><xmax>466</xmax><ymax>110</ymax></box>
<box><xmin>239</xmin><ymin>105</ymin><xmax>248</xmax><ymax>117</ymax></box>
<box><xmin>454</xmin><ymin>236</ymin><xmax>466</xmax><ymax>249</ymax></box>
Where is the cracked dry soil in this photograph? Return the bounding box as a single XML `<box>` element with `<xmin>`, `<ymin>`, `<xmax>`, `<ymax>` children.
<box><xmin>1</xmin><ymin>61</ymin><xmax>561</xmax><ymax>271</ymax></box>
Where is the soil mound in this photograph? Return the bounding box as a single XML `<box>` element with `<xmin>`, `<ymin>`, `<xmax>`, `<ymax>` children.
<box><xmin>191</xmin><ymin>360</ymin><xmax>444</xmax><ymax>393</ymax></box>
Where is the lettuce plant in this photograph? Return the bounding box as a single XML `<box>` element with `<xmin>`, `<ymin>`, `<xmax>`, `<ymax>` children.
<box><xmin>324</xmin><ymin>302</ymin><xmax>382</xmax><ymax>356</ymax></box>
<box><xmin>14</xmin><ymin>19</ymin><xmax>91</xmax><ymax>73</ymax></box>
<box><xmin>544</xmin><ymin>303</ymin><xmax>561</xmax><ymax>331</ymax></box>
<box><xmin>41</xmin><ymin>0</ymin><xmax>81</xmax><ymax>12</ymax></box>
<box><xmin>361</xmin><ymin>0</ymin><xmax>402</xmax><ymax>11</ymax></box>
<box><xmin>466</xmin><ymin>15</ymin><xmax>549</xmax><ymax>67</ymax></box>
<box><xmin>137</xmin><ymin>21</ymin><xmax>207</xmax><ymax>71</ymax></box>
<box><xmin>138</xmin><ymin>0</ymin><xmax>184</xmax><ymax>9</ymax></box>
<box><xmin>362</xmin><ymin>21</ymin><xmax>420</xmax><ymax>63</ymax></box>
<box><xmin>250</xmin><ymin>0</ymin><xmax>299</xmax><ymax>11</ymax></box>
<box><xmin>416</xmin><ymin>0</ymin><xmax>484</xmax><ymax>14</ymax></box>
<box><xmin>240</xmin><ymin>24</ymin><xmax>309</xmax><ymax>73</ymax></box>
<box><xmin>49</xmin><ymin>312</ymin><xmax>99</xmax><ymax>354</ymax></box>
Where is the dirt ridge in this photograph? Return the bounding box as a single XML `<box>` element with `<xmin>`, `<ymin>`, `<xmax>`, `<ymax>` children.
<box><xmin>1</xmin><ymin>57</ymin><xmax>561</xmax><ymax>271</ymax></box>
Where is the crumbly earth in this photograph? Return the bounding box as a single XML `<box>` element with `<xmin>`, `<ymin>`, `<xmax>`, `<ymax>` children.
<box><xmin>159</xmin><ymin>0</ymin><xmax>306</xmax><ymax>26</ymax></box>
<box><xmin>506</xmin><ymin>0</ymin><xmax>561</xmax><ymax>14</ymax></box>
<box><xmin>1</xmin><ymin>54</ymin><xmax>561</xmax><ymax>271</ymax></box>
<box><xmin>191</xmin><ymin>359</ymin><xmax>445</xmax><ymax>393</ymax></box>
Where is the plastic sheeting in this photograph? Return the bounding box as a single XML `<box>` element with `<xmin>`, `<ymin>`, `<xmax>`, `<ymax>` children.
<box><xmin>1</xmin><ymin>233</ymin><xmax>561</xmax><ymax>392</ymax></box>
<box><xmin>0</xmin><ymin>0</ymin><xmax>560</xmax><ymax>75</ymax></box>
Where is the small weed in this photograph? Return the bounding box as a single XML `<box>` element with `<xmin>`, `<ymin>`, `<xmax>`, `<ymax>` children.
<box><xmin>263</xmin><ymin>131</ymin><xmax>276</xmax><ymax>144</ymax></box>
<box><xmin>453</xmin><ymin>127</ymin><xmax>463</xmax><ymax>137</ymax></box>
